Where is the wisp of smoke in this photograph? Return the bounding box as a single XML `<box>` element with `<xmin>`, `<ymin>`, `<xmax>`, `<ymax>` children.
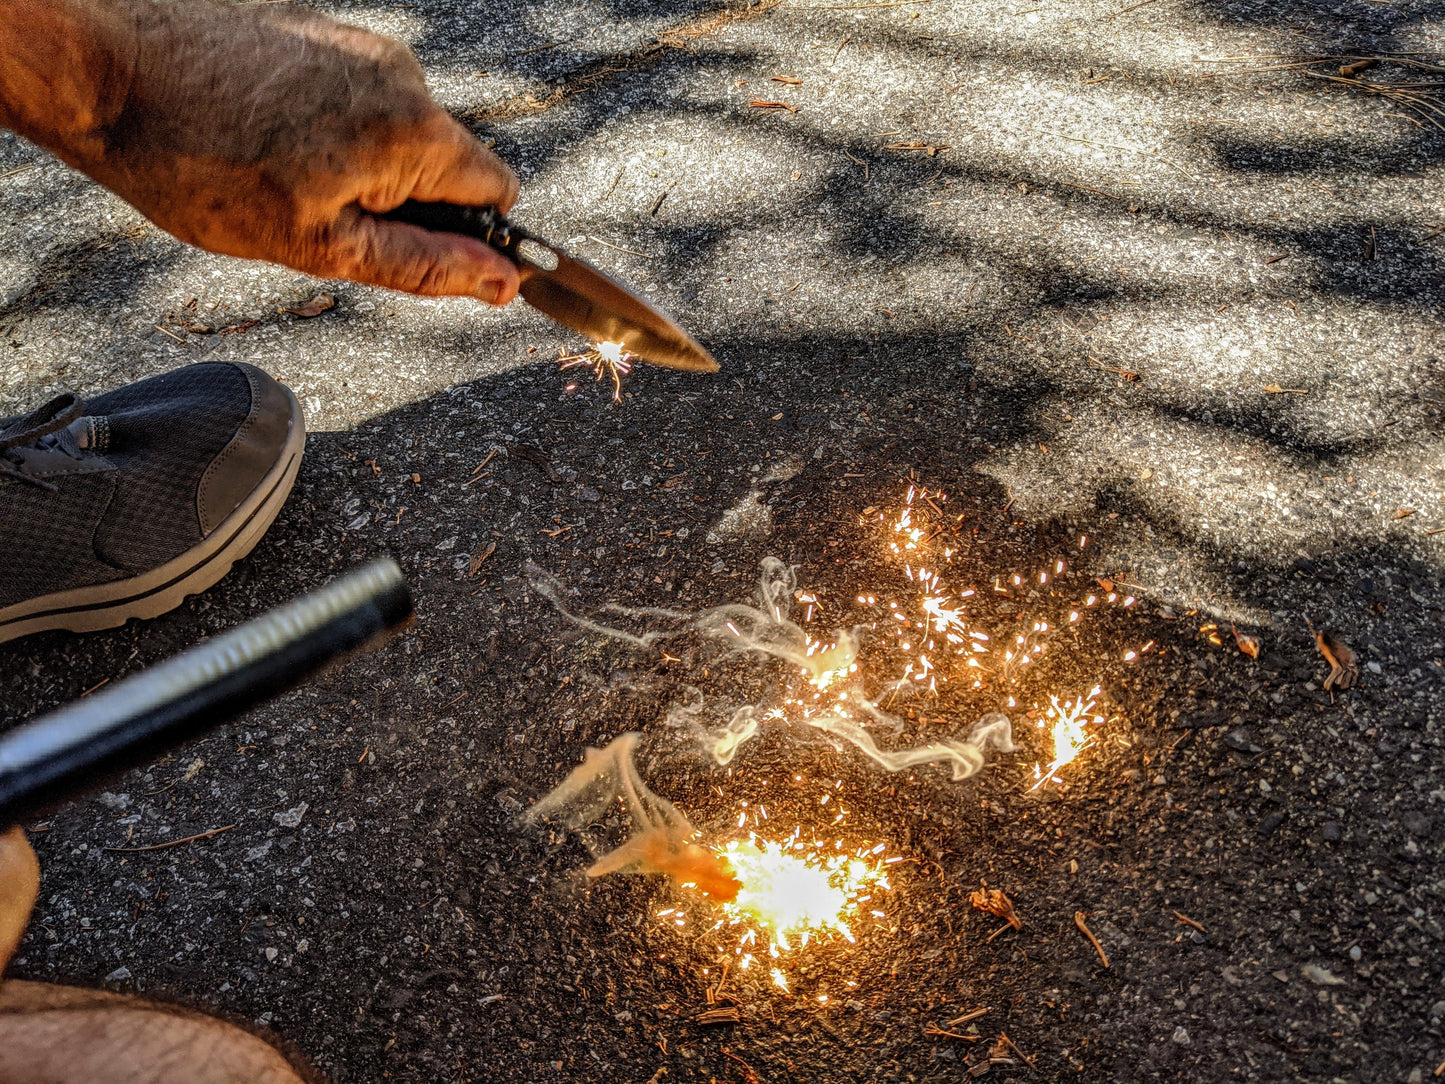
<box><xmin>520</xmin><ymin>733</ymin><xmax>742</xmax><ymax>901</ymax></box>
<box><xmin>809</xmin><ymin>708</ymin><xmax>1014</xmax><ymax>780</ymax></box>
<box><xmin>693</xmin><ymin>558</ymin><xmax>862</xmax><ymax>688</ymax></box>
<box><xmin>526</xmin><ymin>559</ymin><xmax>1014</xmax><ymax>783</ymax></box>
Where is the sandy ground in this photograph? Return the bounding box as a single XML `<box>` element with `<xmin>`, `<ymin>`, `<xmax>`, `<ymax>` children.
<box><xmin>2</xmin><ymin>0</ymin><xmax>1444</xmax><ymax>1081</ymax></box>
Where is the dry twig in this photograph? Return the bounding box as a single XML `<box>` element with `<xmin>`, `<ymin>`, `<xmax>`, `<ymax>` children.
<box><xmin>103</xmin><ymin>824</ymin><xmax>236</xmax><ymax>852</ymax></box>
<box><xmin>1074</xmin><ymin>911</ymin><xmax>1110</xmax><ymax>968</ymax></box>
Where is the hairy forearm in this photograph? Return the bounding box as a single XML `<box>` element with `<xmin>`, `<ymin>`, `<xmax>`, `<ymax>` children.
<box><xmin>0</xmin><ymin>0</ymin><xmax>137</xmax><ymax>168</ymax></box>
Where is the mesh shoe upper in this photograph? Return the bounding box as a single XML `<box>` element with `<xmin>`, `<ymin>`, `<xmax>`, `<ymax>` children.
<box><xmin>0</xmin><ymin>363</ymin><xmax>295</xmax><ymax>610</ymax></box>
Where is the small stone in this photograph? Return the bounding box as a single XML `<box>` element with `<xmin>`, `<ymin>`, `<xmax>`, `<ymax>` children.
<box><xmin>1225</xmin><ymin>728</ymin><xmax>1262</xmax><ymax>754</ymax></box>
<box><xmin>1349</xmin><ymin>946</ymin><xmax>1362</xmax><ymax>962</ymax></box>
<box><xmin>1258</xmin><ymin>811</ymin><xmax>1287</xmax><ymax>837</ymax></box>
<box><xmin>103</xmin><ymin>967</ymin><xmax>132</xmax><ymax>983</ymax></box>
<box><xmin>706</xmin><ymin>490</ymin><xmax>773</xmax><ymax>543</ymax></box>
<box><xmin>1171</xmin><ymin>1026</ymin><xmax>1190</xmax><ymax>1045</ymax></box>
<box><xmin>579</xmin><ymin>486</ymin><xmax>601</xmax><ymax>502</ymax></box>
<box><xmin>273</xmin><ymin>802</ymin><xmax>309</xmax><ymax>829</ymax></box>
<box><xmin>296</xmin><ymin>939</ymin><xmax>310</xmax><ymax>954</ymax></box>
<box><xmin>244</xmin><ymin>840</ymin><xmax>273</xmax><ymax>862</ymax></box>
<box><xmin>264</xmin><ymin>947</ymin><xmax>279</xmax><ymax>963</ymax></box>
<box><xmin>1322</xmin><ymin>821</ymin><xmax>1342</xmax><ymax>842</ymax></box>
<box><xmin>1302</xmin><ymin>964</ymin><xmax>1345</xmax><ymax>986</ymax></box>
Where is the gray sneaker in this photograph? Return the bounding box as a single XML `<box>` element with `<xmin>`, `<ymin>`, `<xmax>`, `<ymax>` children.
<box><xmin>0</xmin><ymin>362</ymin><xmax>305</xmax><ymax>643</ymax></box>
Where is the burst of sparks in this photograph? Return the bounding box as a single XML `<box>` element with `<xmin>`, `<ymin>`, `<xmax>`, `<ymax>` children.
<box><xmin>715</xmin><ymin>835</ymin><xmax>887</xmax><ymax>954</ymax></box>
<box><xmin>1029</xmin><ymin>687</ymin><xmax>1104</xmax><ymax>790</ymax></box>
<box><xmin>558</xmin><ymin>340</ymin><xmax>634</xmax><ymax>402</ymax></box>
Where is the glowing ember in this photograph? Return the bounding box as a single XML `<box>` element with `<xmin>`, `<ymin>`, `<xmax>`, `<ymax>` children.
<box><xmin>1030</xmin><ymin>687</ymin><xmax>1104</xmax><ymax>789</ymax></box>
<box><xmin>558</xmin><ymin>340</ymin><xmax>634</xmax><ymax>402</ymax></box>
<box><xmin>715</xmin><ymin>835</ymin><xmax>886</xmax><ymax>953</ymax></box>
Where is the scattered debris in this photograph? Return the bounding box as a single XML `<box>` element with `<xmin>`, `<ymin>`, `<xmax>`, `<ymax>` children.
<box><xmin>282</xmin><ymin>293</ymin><xmax>335</xmax><ymax>318</ymax></box>
<box><xmin>469</xmin><ymin>542</ymin><xmax>497</xmax><ymax>577</ymax></box>
<box><xmin>1172</xmin><ymin>911</ymin><xmax>1206</xmax><ymax>933</ymax></box>
<box><xmin>970</xmin><ymin>888</ymin><xmax>1022</xmax><ymax>929</ymax></box>
<box><xmin>1074</xmin><ymin>911</ymin><xmax>1110</xmax><ymax>968</ymax></box>
<box><xmin>1314</xmin><ymin>629</ymin><xmax>1359</xmax><ymax>692</ymax></box>
<box><xmin>1231</xmin><ymin>624</ymin><xmax>1262</xmax><ymax>658</ymax></box>
<box><xmin>695</xmin><ymin>1007</ymin><xmax>740</xmax><ymax>1024</ymax></box>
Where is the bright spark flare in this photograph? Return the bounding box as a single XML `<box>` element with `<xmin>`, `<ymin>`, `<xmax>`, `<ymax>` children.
<box><xmin>557</xmin><ymin>340</ymin><xmax>634</xmax><ymax>402</ymax></box>
<box><xmin>1029</xmin><ymin>687</ymin><xmax>1104</xmax><ymax>789</ymax></box>
<box><xmin>717</xmin><ymin>836</ymin><xmax>886</xmax><ymax>953</ymax></box>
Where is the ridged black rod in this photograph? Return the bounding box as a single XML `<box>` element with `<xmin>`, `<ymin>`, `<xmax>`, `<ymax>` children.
<box><xmin>0</xmin><ymin>559</ymin><xmax>413</xmax><ymax>828</ymax></box>
<box><xmin>382</xmin><ymin>201</ymin><xmax>520</xmax><ymax>255</ymax></box>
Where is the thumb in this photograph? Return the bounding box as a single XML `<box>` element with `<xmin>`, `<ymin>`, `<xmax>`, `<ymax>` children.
<box><xmin>329</xmin><ymin>208</ymin><xmax>521</xmax><ymax>304</ymax></box>
<box><xmin>0</xmin><ymin>827</ymin><xmax>39</xmax><ymax>972</ymax></box>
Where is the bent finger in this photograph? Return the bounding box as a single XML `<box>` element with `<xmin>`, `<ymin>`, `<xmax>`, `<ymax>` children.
<box><xmin>328</xmin><ymin>211</ymin><xmax>521</xmax><ymax>304</ymax></box>
<box><xmin>373</xmin><ymin>113</ymin><xmax>519</xmax><ymax>216</ymax></box>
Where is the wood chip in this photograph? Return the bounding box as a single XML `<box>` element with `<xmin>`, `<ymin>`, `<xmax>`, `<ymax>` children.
<box><xmin>771</xmin><ymin>75</ymin><xmax>802</xmax><ymax>84</ymax></box>
<box><xmin>749</xmin><ymin>99</ymin><xmax>799</xmax><ymax>112</ymax></box>
<box><xmin>1314</xmin><ymin>629</ymin><xmax>1359</xmax><ymax>691</ymax></box>
<box><xmin>1262</xmin><ymin>383</ymin><xmax>1309</xmax><ymax>394</ymax></box>
<box><xmin>468</xmin><ymin>541</ymin><xmax>497</xmax><ymax>577</ymax></box>
<box><xmin>970</xmin><ymin>888</ymin><xmax>1022</xmax><ymax>929</ymax></box>
<box><xmin>1231</xmin><ymin>624</ymin><xmax>1262</xmax><ymax>658</ymax></box>
<box><xmin>1172</xmin><ymin>910</ymin><xmax>1206</xmax><ymax>933</ymax></box>
<box><xmin>695</xmin><ymin>1007</ymin><xmax>740</xmax><ymax>1024</ymax></box>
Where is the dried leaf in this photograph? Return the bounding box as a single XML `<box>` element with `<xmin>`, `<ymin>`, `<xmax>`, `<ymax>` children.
<box><xmin>1314</xmin><ymin>630</ymin><xmax>1359</xmax><ymax>691</ymax></box>
<box><xmin>282</xmin><ymin>292</ymin><xmax>336</xmax><ymax>318</ymax></box>
<box><xmin>468</xmin><ymin>541</ymin><xmax>496</xmax><ymax>577</ymax></box>
<box><xmin>970</xmin><ymin>888</ymin><xmax>1022</xmax><ymax>930</ymax></box>
<box><xmin>1231</xmin><ymin>624</ymin><xmax>1262</xmax><ymax>658</ymax></box>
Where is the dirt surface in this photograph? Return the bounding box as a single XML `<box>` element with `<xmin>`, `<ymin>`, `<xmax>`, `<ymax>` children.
<box><xmin>3</xmin><ymin>0</ymin><xmax>1445</xmax><ymax>1081</ymax></box>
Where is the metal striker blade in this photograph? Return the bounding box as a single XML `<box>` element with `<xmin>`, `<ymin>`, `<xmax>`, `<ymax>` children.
<box><xmin>381</xmin><ymin>200</ymin><xmax>718</xmax><ymax>373</ymax></box>
<box><xmin>517</xmin><ymin>251</ymin><xmax>718</xmax><ymax>373</ymax></box>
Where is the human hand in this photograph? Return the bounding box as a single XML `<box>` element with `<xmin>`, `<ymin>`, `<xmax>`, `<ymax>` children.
<box><xmin>0</xmin><ymin>827</ymin><xmax>39</xmax><ymax>975</ymax></box>
<box><xmin>87</xmin><ymin>3</ymin><xmax>520</xmax><ymax>304</ymax></box>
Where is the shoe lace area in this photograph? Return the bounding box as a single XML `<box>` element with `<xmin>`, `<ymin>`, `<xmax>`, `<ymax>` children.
<box><xmin>0</xmin><ymin>393</ymin><xmax>85</xmax><ymax>491</ymax></box>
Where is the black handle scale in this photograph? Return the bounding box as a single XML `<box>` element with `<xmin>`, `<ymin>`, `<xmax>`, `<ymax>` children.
<box><xmin>0</xmin><ymin>560</ymin><xmax>414</xmax><ymax>828</ymax></box>
<box><xmin>385</xmin><ymin>202</ymin><xmax>532</xmax><ymax>264</ymax></box>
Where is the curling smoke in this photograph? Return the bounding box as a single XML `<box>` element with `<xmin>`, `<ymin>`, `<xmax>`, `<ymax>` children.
<box><xmin>519</xmin><ymin>732</ymin><xmax>741</xmax><ymax>901</ymax></box>
<box><xmin>525</xmin><ymin>558</ymin><xmax>1013</xmax><ymax>783</ymax></box>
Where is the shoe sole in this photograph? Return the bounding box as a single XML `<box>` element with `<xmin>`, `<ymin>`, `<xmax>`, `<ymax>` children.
<box><xmin>0</xmin><ymin>385</ymin><xmax>306</xmax><ymax>645</ymax></box>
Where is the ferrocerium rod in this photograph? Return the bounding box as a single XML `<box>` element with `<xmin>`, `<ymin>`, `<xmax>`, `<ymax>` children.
<box><xmin>0</xmin><ymin>559</ymin><xmax>414</xmax><ymax>828</ymax></box>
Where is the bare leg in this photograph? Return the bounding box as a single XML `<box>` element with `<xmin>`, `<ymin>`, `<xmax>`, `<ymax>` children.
<box><xmin>0</xmin><ymin>828</ymin><xmax>312</xmax><ymax>1084</ymax></box>
<box><xmin>0</xmin><ymin>826</ymin><xmax>39</xmax><ymax>967</ymax></box>
<box><xmin>0</xmin><ymin>981</ymin><xmax>311</xmax><ymax>1084</ymax></box>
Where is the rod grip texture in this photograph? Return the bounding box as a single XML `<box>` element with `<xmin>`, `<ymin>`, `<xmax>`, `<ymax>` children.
<box><xmin>0</xmin><ymin>560</ymin><xmax>413</xmax><ymax>828</ymax></box>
